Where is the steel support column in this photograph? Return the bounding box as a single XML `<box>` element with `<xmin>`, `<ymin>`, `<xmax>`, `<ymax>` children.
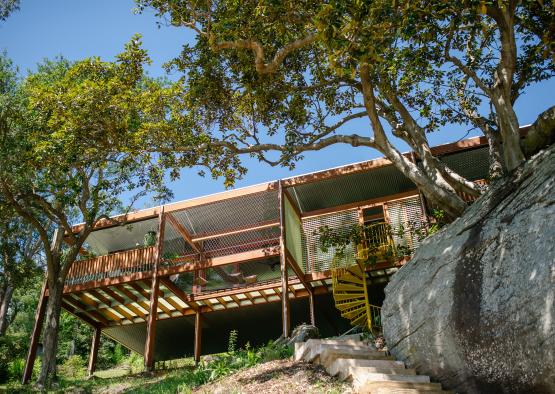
<box><xmin>278</xmin><ymin>180</ymin><xmax>290</xmax><ymax>337</ymax></box>
<box><xmin>87</xmin><ymin>326</ymin><xmax>101</xmax><ymax>376</ymax></box>
<box><xmin>22</xmin><ymin>281</ymin><xmax>48</xmax><ymax>384</ymax></box>
<box><xmin>194</xmin><ymin>312</ymin><xmax>202</xmax><ymax>364</ymax></box>
<box><xmin>309</xmin><ymin>292</ymin><xmax>316</xmax><ymax>327</ymax></box>
<box><xmin>144</xmin><ymin>207</ymin><xmax>165</xmax><ymax>372</ymax></box>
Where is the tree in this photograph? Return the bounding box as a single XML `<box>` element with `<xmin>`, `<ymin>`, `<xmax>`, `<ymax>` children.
<box><xmin>0</xmin><ymin>37</ymin><xmax>200</xmax><ymax>387</ymax></box>
<box><xmin>0</xmin><ymin>203</ymin><xmax>44</xmax><ymax>336</ymax></box>
<box><xmin>0</xmin><ymin>0</ymin><xmax>19</xmax><ymax>21</ymax></box>
<box><xmin>137</xmin><ymin>0</ymin><xmax>555</xmax><ymax>219</ymax></box>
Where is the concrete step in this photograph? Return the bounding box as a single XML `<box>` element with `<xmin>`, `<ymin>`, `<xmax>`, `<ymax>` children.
<box><xmin>327</xmin><ymin>358</ymin><xmax>405</xmax><ymax>377</ymax></box>
<box><xmin>333</xmin><ymin>333</ymin><xmax>364</xmax><ymax>341</ymax></box>
<box><xmin>309</xmin><ymin>344</ymin><xmax>376</xmax><ymax>363</ymax></box>
<box><xmin>294</xmin><ymin>338</ymin><xmax>372</xmax><ymax>361</ymax></box>
<box><xmin>358</xmin><ymin>381</ymin><xmax>445</xmax><ymax>394</ymax></box>
<box><xmin>352</xmin><ymin>371</ymin><xmax>430</xmax><ymax>393</ymax></box>
<box><xmin>339</xmin><ymin>366</ymin><xmax>417</xmax><ymax>381</ymax></box>
<box><xmin>360</xmin><ymin>388</ymin><xmax>448</xmax><ymax>394</ymax></box>
<box><xmin>318</xmin><ymin>347</ymin><xmax>394</xmax><ymax>368</ymax></box>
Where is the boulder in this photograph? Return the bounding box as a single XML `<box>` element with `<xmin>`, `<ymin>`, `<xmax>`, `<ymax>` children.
<box><xmin>287</xmin><ymin>323</ymin><xmax>320</xmax><ymax>346</ymax></box>
<box><xmin>382</xmin><ymin>144</ymin><xmax>555</xmax><ymax>393</ymax></box>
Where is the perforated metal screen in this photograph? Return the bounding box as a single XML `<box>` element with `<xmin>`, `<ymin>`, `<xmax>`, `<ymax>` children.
<box><xmin>386</xmin><ymin>196</ymin><xmax>426</xmax><ymax>251</ymax></box>
<box><xmin>301</xmin><ymin>209</ymin><xmax>359</xmax><ymax>273</ymax></box>
<box><xmin>285</xmin><ymin>197</ymin><xmax>304</xmax><ymax>269</ymax></box>
<box><xmin>440</xmin><ymin>146</ymin><xmax>489</xmax><ymax>181</ymax></box>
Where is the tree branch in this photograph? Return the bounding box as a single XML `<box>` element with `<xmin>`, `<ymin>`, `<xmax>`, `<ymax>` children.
<box><xmin>212</xmin><ymin>34</ymin><xmax>317</xmax><ymax>74</ymax></box>
<box><xmin>0</xmin><ymin>179</ymin><xmax>53</xmax><ymax>274</ymax></box>
<box><xmin>444</xmin><ymin>28</ymin><xmax>492</xmax><ymax>95</ymax></box>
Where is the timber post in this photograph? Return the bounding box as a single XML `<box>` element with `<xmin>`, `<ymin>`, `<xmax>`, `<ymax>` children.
<box><xmin>278</xmin><ymin>180</ymin><xmax>290</xmax><ymax>338</ymax></box>
<box><xmin>87</xmin><ymin>326</ymin><xmax>101</xmax><ymax>377</ymax></box>
<box><xmin>309</xmin><ymin>292</ymin><xmax>316</xmax><ymax>327</ymax></box>
<box><xmin>194</xmin><ymin>312</ymin><xmax>202</xmax><ymax>364</ymax></box>
<box><xmin>22</xmin><ymin>280</ymin><xmax>48</xmax><ymax>384</ymax></box>
<box><xmin>144</xmin><ymin>206</ymin><xmax>165</xmax><ymax>372</ymax></box>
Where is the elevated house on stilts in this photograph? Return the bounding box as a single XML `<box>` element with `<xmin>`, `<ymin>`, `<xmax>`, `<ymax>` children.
<box><xmin>22</xmin><ymin>136</ymin><xmax>490</xmax><ymax>382</ymax></box>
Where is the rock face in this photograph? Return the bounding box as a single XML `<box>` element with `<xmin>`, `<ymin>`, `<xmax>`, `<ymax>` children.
<box><xmin>382</xmin><ymin>144</ymin><xmax>555</xmax><ymax>394</ymax></box>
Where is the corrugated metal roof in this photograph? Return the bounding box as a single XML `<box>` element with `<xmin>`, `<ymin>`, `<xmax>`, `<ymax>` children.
<box><xmin>292</xmin><ymin>164</ymin><xmax>415</xmax><ymax>213</ymax></box>
<box><xmin>84</xmin><ymin>145</ymin><xmax>490</xmax><ymax>254</ymax></box>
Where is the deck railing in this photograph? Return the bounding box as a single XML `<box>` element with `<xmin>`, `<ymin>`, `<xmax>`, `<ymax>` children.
<box><xmin>65</xmin><ymin>246</ymin><xmax>157</xmax><ymax>286</ymax></box>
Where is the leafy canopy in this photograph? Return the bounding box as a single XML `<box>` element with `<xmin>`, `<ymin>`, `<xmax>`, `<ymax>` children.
<box><xmin>0</xmin><ymin>35</ymin><xmax>204</xmax><ymax>277</ymax></box>
<box><xmin>138</xmin><ymin>0</ymin><xmax>554</xmax><ymax>217</ymax></box>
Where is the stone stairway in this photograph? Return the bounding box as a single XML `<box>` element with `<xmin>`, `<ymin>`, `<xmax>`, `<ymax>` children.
<box><xmin>294</xmin><ymin>335</ymin><xmax>451</xmax><ymax>393</ymax></box>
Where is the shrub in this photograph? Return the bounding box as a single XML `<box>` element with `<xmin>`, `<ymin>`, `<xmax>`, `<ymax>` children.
<box><xmin>7</xmin><ymin>358</ymin><xmax>25</xmax><ymax>381</ymax></box>
<box><xmin>59</xmin><ymin>355</ymin><xmax>86</xmax><ymax>379</ymax></box>
<box><xmin>0</xmin><ymin>334</ymin><xmax>27</xmax><ymax>383</ymax></box>
<box><xmin>257</xmin><ymin>340</ymin><xmax>293</xmax><ymax>362</ymax></box>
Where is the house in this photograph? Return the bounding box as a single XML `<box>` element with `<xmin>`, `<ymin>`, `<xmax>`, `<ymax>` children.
<box><xmin>22</xmin><ymin>136</ymin><xmax>490</xmax><ymax>382</ymax></box>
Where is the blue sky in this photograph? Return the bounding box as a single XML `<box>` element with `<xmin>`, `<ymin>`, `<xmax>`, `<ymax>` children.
<box><xmin>1</xmin><ymin>0</ymin><xmax>553</xmax><ymax>208</ymax></box>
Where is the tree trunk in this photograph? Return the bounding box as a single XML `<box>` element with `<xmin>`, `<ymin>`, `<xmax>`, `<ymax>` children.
<box><xmin>490</xmin><ymin>7</ymin><xmax>525</xmax><ymax>172</ymax></box>
<box><xmin>378</xmin><ymin>141</ymin><xmax>468</xmax><ymax>219</ymax></box>
<box><xmin>482</xmin><ymin>127</ymin><xmax>505</xmax><ymax>179</ymax></box>
<box><xmin>0</xmin><ymin>285</ymin><xmax>14</xmax><ymax>336</ymax></box>
<box><xmin>493</xmin><ymin>92</ymin><xmax>525</xmax><ymax>172</ymax></box>
<box><xmin>36</xmin><ymin>276</ymin><xmax>63</xmax><ymax>388</ymax></box>
<box><xmin>359</xmin><ymin>65</ymin><xmax>468</xmax><ymax>219</ymax></box>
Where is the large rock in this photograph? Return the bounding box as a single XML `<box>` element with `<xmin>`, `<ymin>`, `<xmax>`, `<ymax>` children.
<box><xmin>287</xmin><ymin>323</ymin><xmax>319</xmax><ymax>346</ymax></box>
<box><xmin>382</xmin><ymin>144</ymin><xmax>555</xmax><ymax>393</ymax></box>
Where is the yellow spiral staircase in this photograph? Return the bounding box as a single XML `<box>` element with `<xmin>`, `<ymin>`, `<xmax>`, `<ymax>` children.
<box><xmin>331</xmin><ymin>222</ymin><xmax>395</xmax><ymax>335</ymax></box>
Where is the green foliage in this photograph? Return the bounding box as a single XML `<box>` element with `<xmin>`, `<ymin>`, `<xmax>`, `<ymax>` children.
<box><xmin>59</xmin><ymin>355</ymin><xmax>86</xmax><ymax>380</ymax></box>
<box><xmin>0</xmin><ymin>37</ymin><xmax>201</xmax><ymax>383</ymax></box>
<box><xmin>317</xmin><ymin>214</ymin><xmax>445</xmax><ymax>262</ymax></box>
<box><xmin>257</xmin><ymin>340</ymin><xmax>294</xmax><ymax>362</ymax></box>
<box><xmin>137</xmin><ymin>0</ymin><xmax>554</xmax><ymax>217</ymax></box>
<box><xmin>0</xmin><ymin>0</ymin><xmax>19</xmax><ymax>21</ymax></box>
<box><xmin>428</xmin><ymin>209</ymin><xmax>447</xmax><ymax>236</ymax></box>
<box><xmin>1</xmin><ymin>340</ymin><xmax>293</xmax><ymax>392</ymax></box>
<box><xmin>57</xmin><ymin>311</ymin><xmax>129</xmax><ymax>371</ymax></box>
<box><xmin>143</xmin><ymin>231</ymin><xmax>157</xmax><ymax>247</ymax></box>
<box><xmin>227</xmin><ymin>329</ymin><xmax>238</xmax><ymax>354</ymax></box>
<box><xmin>0</xmin><ymin>334</ymin><xmax>26</xmax><ymax>382</ymax></box>
<box><xmin>317</xmin><ymin>223</ymin><xmax>398</xmax><ymax>262</ymax></box>
<box><xmin>192</xmin><ymin>338</ymin><xmax>292</xmax><ymax>385</ymax></box>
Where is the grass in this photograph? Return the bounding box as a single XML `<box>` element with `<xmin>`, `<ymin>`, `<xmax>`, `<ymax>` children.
<box><xmin>0</xmin><ymin>335</ymin><xmax>294</xmax><ymax>393</ymax></box>
<box><xmin>2</xmin><ymin>363</ymin><xmax>200</xmax><ymax>393</ymax></box>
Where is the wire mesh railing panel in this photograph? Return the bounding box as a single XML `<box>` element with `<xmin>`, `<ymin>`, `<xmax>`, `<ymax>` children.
<box><xmin>168</xmin><ymin>271</ymin><xmax>195</xmax><ymax>294</ymax></box>
<box><xmin>285</xmin><ymin>197</ymin><xmax>304</xmax><ymax>271</ymax></box>
<box><xmin>196</xmin><ymin>259</ymin><xmax>294</xmax><ymax>294</ymax></box>
<box><xmin>171</xmin><ymin>190</ymin><xmax>279</xmax><ymax>237</ymax></box>
<box><xmin>385</xmin><ymin>196</ymin><xmax>426</xmax><ymax>252</ymax></box>
<box><xmin>160</xmin><ymin>220</ymin><xmax>200</xmax><ymax>270</ymax></box>
<box><xmin>202</xmin><ymin>226</ymin><xmax>280</xmax><ymax>259</ymax></box>
<box><xmin>301</xmin><ymin>209</ymin><xmax>359</xmax><ymax>273</ymax></box>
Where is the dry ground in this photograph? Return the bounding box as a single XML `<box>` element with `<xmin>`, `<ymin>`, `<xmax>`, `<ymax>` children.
<box><xmin>195</xmin><ymin>359</ymin><xmax>352</xmax><ymax>394</ymax></box>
